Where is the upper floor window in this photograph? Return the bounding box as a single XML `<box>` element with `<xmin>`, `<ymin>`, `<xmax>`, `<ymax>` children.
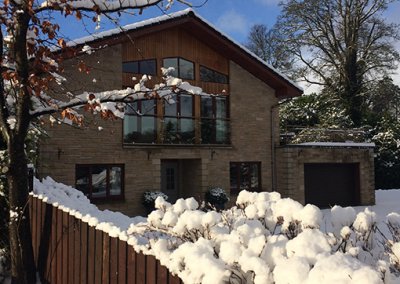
<box><xmin>163</xmin><ymin>57</ymin><xmax>194</xmax><ymax>80</ymax></box>
<box><xmin>124</xmin><ymin>99</ymin><xmax>156</xmax><ymax>144</ymax></box>
<box><xmin>201</xmin><ymin>96</ymin><xmax>230</xmax><ymax>144</ymax></box>
<box><xmin>75</xmin><ymin>164</ymin><xmax>124</xmax><ymax>200</ymax></box>
<box><xmin>123</xmin><ymin>95</ymin><xmax>230</xmax><ymax>145</ymax></box>
<box><xmin>122</xmin><ymin>59</ymin><xmax>157</xmax><ymax>76</ymax></box>
<box><xmin>162</xmin><ymin>94</ymin><xmax>195</xmax><ymax>144</ymax></box>
<box><xmin>229</xmin><ymin>162</ymin><xmax>261</xmax><ymax>195</ymax></box>
<box><xmin>200</xmin><ymin>65</ymin><xmax>228</xmax><ymax>84</ymax></box>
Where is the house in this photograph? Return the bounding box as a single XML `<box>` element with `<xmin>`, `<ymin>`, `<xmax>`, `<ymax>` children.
<box><xmin>37</xmin><ymin>9</ymin><xmax>374</xmax><ymax>216</ymax></box>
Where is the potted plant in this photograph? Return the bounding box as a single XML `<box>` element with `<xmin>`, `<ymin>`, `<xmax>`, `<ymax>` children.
<box><xmin>205</xmin><ymin>187</ymin><xmax>229</xmax><ymax>211</ymax></box>
<box><xmin>142</xmin><ymin>191</ymin><xmax>168</xmax><ymax>214</ymax></box>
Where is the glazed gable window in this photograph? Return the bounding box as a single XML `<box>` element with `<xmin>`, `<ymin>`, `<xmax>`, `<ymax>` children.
<box><xmin>75</xmin><ymin>164</ymin><xmax>124</xmax><ymax>200</ymax></box>
<box><xmin>163</xmin><ymin>57</ymin><xmax>194</xmax><ymax>80</ymax></box>
<box><xmin>229</xmin><ymin>162</ymin><xmax>261</xmax><ymax>195</ymax></box>
<box><xmin>122</xmin><ymin>59</ymin><xmax>157</xmax><ymax>76</ymax></box>
<box><xmin>200</xmin><ymin>65</ymin><xmax>228</xmax><ymax>84</ymax></box>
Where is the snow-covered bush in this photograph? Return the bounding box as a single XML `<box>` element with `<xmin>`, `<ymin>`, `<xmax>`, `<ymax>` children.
<box><xmin>32</xmin><ymin>178</ymin><xmax>400</xmax><ymax>284</ymax></box>
<box><xmin>126</xmin><ymin>190</ymin><xmax>400</xmax><ymax>283</ymax></box>
<box><xmin>142</xmin><ymin>191</ymin><xmax>169</xmax><ymax>213</ymax></box>
<box><xmin>204</xmin><ymin>187</ymin><xmax>229</xmax><ymax>211</ymax></box>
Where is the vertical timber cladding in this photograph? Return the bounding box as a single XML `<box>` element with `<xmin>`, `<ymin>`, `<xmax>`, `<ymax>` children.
<box><xmin>121</xmin><ymin>27</ymin><xmax>230</xmax><ymax>94</ymax></box>
<box><xmin>304</xmin><ymin>163</ymin><xmax>361</xmax><ymax>208</ymax></box>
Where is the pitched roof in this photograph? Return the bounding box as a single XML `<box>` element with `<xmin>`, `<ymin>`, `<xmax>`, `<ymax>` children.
<box><xmin>67</xmin><ymin>8</ymin><xmax>303</xmax><ymax>98</ymax></box>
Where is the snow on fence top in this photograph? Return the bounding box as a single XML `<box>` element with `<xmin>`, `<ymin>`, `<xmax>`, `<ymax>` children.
<box><xmin>32</xmin><ymin>177</ymin><xmax>400</xmax><ymax>284</ymax></box>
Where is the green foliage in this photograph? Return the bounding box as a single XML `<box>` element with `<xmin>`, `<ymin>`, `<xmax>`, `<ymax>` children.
<box><xmin>280</xmin><ymin>91</ymin><xmax>353</xmax><ymax>130</ymax></box>
<box><xmin>204</xmin><ymin>187</ymin><xmax>229</xmax><ymax>211</ymax></box>
<box><xmin>370</xmin><ymin>117</ymin><xmax>400</xmax><ymax>189</ymax></box>
<box><xmin>280</xmin><ymin>78</ymin><xmax>400</xmax><ymax>188</ymax></box>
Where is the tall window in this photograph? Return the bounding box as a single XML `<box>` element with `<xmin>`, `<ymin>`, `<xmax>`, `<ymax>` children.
<box><xmin>201</xmin><ymin>96</ymin><xmax>230</xmax><ymax>144</ymax></box>
<box><xmin>163</xmin><ymin>57</ymin><xmax>194</xmax><ymax>80</ymax></box>
<box><xmin>230</xmin><ymin>162</ymin><xmax>261</xmax><ymax>195</ymax></box>
<box><xmin>124</xmin><ymin>99</ymin><xmax>156</xmax><ymax>143</ymax></box>
<box><xmin>200</xmin><ymin>65</ymin><xmax>228</xmax><ymax>84</ymax></box>
<box><xmin>162</xmin><ymin>94</ymin><xmax>195</xmax><ymax>144</ymax></box>
<box><xmin>75</xmin><ymin>164</ymin><xmax>124</xmax><ymax>200</ymax></box>
<box><xmin>122</xmin><ymin>59</ymin><xmax>157</xmax><ymax>75</ymax></box>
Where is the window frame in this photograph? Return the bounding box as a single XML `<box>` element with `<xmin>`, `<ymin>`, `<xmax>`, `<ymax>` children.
<box><xmin>200</xmin><ymin>95</ymin><xmax>230</xmax><ymax>144</ymax></box>
<box><xmin>122</xmin><ymin>58</ymin><xmax>157</xmax><ymax>76</ymax></box>
<box><xmin>229</xmin><ymin>162</ymin><xmax>261</xmax><ymax>195</ymax></box>
<box><xmin>163</xmin><ymin>57</ymin><xmax>195</xmax><ymax>80</ymax></box>
<box><xmin>124</xmin><ymin>99</ymin><xmax>157</xmax><ymax>144</ymax></box>
<box><xmin>162</xmin><ymin>93</ymin><xmax>196</xmax><ymax>144</ymax></box>
<box><xmin>75</xmin><ymin>164</ymin><xmax>125</xmax><ymax>201</ymax></box>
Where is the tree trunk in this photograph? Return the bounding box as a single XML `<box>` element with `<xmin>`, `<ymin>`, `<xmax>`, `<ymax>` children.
<box><xmin>343</xmin><ymin>35</ymin><xmax>363</xmax><ymax>127</ymax></box>
<box><xmin>8</xmin><ymin>136</ymin><xmax>36</xmax><ymax>284</ymax></box>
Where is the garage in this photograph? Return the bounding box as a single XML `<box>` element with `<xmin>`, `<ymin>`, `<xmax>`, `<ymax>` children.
<box><xmin>304</xmin><ymin>163</ymin><xmax>360</xmax><ymax>208</ymax></box>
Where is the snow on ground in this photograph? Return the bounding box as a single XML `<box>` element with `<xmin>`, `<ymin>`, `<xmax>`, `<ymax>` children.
<box><xmin>2</xmin><ymin>178</ymin><xmax>398</xmax><ymax>283</ymax></box>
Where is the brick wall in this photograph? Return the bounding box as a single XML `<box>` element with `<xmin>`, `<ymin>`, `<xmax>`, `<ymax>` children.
<box><xmin>38</xmin><ymin>46</ymin><xmax>279</xmax><ymax>216</ymax></box>
<box><xmin>276</xmin><ymin>146</ymin><xmax>375</xmax><ymax>206</ymax></box>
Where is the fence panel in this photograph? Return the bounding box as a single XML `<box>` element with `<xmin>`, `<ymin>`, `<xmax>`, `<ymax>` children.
<box><xmin>94</xmin><ymin>229</ymin><xmax>103</xmax><ymax>283</ymax></box>
<box><xmin>102</xmin><ymin>234</ymin><xmax>110</xmax><ymax>283</ymax></box>
<box><xmin>29</xmin><ymin>196</ymin><xmax>183</xmax><ymax>284</ymax></box>
<box><xmin>87</xmin><ymin>225</ymin><xmax>96</xmax><ymax>284</ymax></box>
<box><xmin>61</xmin><ymin>212</ymin><xmax>68</xmax><ymax>284</ymax></box>
<box><xmin>110</xmin><ymin>237</ymin><xmax>119</xmax><ymax>283</ymax></box>
<box><xmin>73</xmin><ymin>218</ymin><xmax>81</xmax><ymax>284</ymax></box>
<box><xmin>80</xmin><ymin>222</ymin><xmax>88</xmax><ymax>284</ymax></box>
<box><xmin>126</xmin><ymin>243</ymin><xmax>136</xmax><ymax>283</ymax></box>
<box><xmin>50</xmin><ymin>206</ymin><xmax>57</xmax><ymax>284</ymax></box>
<box><xmin>117</xmin><ymin>239</ymin><xmax>127</xmax><ymax>284</ymax></box>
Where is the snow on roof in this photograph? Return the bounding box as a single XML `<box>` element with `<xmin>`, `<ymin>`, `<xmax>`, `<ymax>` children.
<box><xmin>295</xmin><ymin>142</ymin><xmax>375</xmax><ymax>148</ymax></box>
<box><xmin>66</xmin><ymin>8</ymin><xmax>302</xmax><ymax>92</ymax></box>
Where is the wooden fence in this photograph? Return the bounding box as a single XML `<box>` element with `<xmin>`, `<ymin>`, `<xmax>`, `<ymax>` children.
<box><xmin>29</xmin><ymin>195</ymin><xmax>183</xmax><ymax>284</ymax></box>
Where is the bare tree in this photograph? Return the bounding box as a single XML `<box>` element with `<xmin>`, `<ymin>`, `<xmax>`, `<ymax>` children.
<box><xmin>277</xmin><ymin>0</ymin><xmax>400</xmax><ymax>126</ymax></box>
<box><xmin>0</xmin><ymin>0</ymin><xmax>210</xmax><ymax>283</ymax></box>
<box><xmin>245</xmin><ymin>24</ymin><xmax>295</xmax><ymax>77</ymax></box>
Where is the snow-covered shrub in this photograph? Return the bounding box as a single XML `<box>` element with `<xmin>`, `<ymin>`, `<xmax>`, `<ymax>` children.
<box><xmin>204</xmin><ymin>187</ymin><xmax>229</xmax><ymax>211</ymax></box>
<box><xmin>142</xmin><ymin>191</ymin><xmax>169</xmax><ymax>213</ymax></box>
<box><xmin>32</xmin><ymin>178</ymin><xmax>400</xmax><ymax>284</ymax></box>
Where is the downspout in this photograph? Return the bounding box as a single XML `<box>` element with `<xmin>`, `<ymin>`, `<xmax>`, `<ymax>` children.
<box><xmin>270</xmin><ymin>98</ymin><xmax>291</xmax><ymax>192</ymax></box>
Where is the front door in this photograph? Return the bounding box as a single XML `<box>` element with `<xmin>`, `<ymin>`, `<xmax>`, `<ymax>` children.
<box><xmin>161</xmin><ymin>160</ymin><xmax>179</xmax><ymax>203</ymax></box>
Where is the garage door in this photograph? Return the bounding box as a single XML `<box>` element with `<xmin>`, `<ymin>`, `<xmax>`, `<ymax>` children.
<box><xmin>304</xmin><ymin>163</ymin><xmax>360</xmax><ymax>208</ymax></box>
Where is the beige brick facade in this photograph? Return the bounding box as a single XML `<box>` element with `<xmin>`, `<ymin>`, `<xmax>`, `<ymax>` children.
<box><xmin>37</xmin><ymin>13</ymin><xmax>375</xmax><ymax>216</ymax></box>
<box><xmin>276</xmin><ymin>146</ymin><xmax>375</xmax><ymax>206</ymax></box>
<box><xmin>38</xmin><ymin>49</ymin><xmax>279</xmax><ymax>216</ymax></box>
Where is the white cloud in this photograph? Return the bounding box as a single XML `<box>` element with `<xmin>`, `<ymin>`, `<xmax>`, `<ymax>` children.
<box><xmin>253</xmin><ymin>0</ymin><xmax>280</xmax><ymax>6</ymax></box>
<box><xmin>216</xmin><ymin>10</ymin><xmax>248</xmax><ymax>35</ymax></box>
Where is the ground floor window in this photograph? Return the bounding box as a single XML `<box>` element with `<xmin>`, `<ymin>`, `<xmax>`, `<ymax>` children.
<box><xmin>230</xmin><ymin>162</ymin><xmax>261</xmax><ymax>195</ymax></box>
<box><xmin>75</xmin><ymin>164</ymin><xmax>124</xmax><ymax>200</ymax></box>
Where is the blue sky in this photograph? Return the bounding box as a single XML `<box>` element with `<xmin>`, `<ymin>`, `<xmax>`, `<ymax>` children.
<box><xmin>58</xmin><ymin>0</ymin><xmax>400</xmax><ymax>49</ymax></box>
<box><xmin>57</xmin><ymin>0</ymin><xmax>400</xmax><ymax>90</ymax></box>
<box><xmin>58</xmin><ymin>0</ymin><xmax>283</xmax><ymax>45</ymax></box>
